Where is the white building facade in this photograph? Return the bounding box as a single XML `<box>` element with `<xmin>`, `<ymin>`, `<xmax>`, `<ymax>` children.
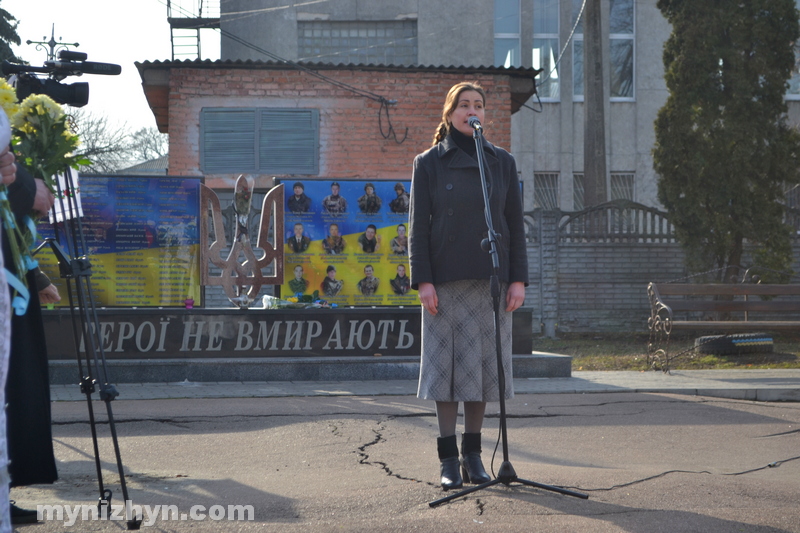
<box><xmin>217</xmin><ymin>0</ymin><xmax>800</xmax><ymax>212</ymax></box>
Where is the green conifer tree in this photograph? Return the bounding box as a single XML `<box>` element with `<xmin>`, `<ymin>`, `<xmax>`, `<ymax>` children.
<box><xmin>0</xmin><ymin>2</ymin><xmax>21</xmax><ymax>64</ymax></box>
<box><xmin>653</xmin><ymin>0</ymin><xmax>800</xmax><ymax>282</ymax></box>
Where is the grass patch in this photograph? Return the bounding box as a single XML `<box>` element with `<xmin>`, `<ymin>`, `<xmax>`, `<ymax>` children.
<box><xmin>533</xmin><ymin>332</ymin><xmax>800</xmax><ymax>371</ymax></box>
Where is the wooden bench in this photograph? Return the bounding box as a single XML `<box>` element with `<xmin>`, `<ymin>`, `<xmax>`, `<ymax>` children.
<box><xmin>646</xmin><ymin>282</ymin><xmax>800</xmax><ymax>369</ymax></box>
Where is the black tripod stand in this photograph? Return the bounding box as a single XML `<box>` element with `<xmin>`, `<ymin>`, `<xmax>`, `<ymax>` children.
<box><xmin>38</xmin><ymin>169</ymin><xmax>141</xmax><ymax>529</ymax></box>
<box><xmin>429</xmin><ymin>119</ymin><xmax>588</xmax><ymax>507</ymax></box>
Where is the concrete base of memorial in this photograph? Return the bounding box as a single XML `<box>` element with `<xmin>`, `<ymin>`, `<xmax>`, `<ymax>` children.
<box><xmin>44</xmin><ymin>307</ymin><xmax>572</xmax><ymax>384</ymax></box>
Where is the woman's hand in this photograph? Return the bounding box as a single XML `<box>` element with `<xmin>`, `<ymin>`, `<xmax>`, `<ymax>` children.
<box><xmin>32</xmin><ymin>178</ymin><xmax>55</xmax><ymax>217</ymax></box>
<box><xmin>0</xmin><ymin>145</ymin><xmax>16</xmax><ymax>186</ymax></box>
<box><xmin>418</xmin><ymin>282</ymin><xmax>439</xmax><ymax>316</ymax></box>
<box><xmin>505</xmin><ymin>281</ymin><xmax>525</xmax><ymax>312</ymax></box>
<box><xmin>39</xmin><ymin>284</ymin><xmax>61</xmax><ymax>305</ymax></box>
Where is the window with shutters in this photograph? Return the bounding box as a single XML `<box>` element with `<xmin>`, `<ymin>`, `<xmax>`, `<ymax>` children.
<box><xmin>200</xmin><ymin>108</ymin><xmax>319</xmax><ymax>175</ymax></box>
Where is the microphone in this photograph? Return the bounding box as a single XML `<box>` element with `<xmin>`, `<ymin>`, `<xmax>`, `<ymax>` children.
<box><xmin>47</xmin><ymin>60</ymin><xmax>122</xmax><ymax>76</ymax></box>
<box><xmin>468</xmin><ymin>116</ymin><xmax>483</xmax><ymax>132</ymax></box>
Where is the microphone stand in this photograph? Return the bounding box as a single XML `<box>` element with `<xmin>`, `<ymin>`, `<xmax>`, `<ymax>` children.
<box><xmin>429</xmin><ymin>123</ymin><xmax>588</xmax><ymax>507</ymax></box>
<box><xmin>43</xmin><ymin>169</ymin><xmax>142</xmax><ymax>529</ymax></box>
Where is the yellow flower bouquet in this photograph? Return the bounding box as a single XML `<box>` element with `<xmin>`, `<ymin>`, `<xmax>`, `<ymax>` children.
<box><xmin>0</xmin><ymin>79</ymin><xmax>19</xmax><ymax>124</ymax></box>
<box><xmin>10</xmin><ymin>92</ymin><xmax>89</xmax><ymax>192</ymax></box>
<box><xmin>0</xmin><ymin>80</ymin><xmax>89</xmax><ymax>313</ymax></box>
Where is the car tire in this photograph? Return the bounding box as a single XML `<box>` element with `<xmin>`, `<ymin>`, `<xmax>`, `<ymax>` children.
<box><xmin>694</xmin><ymin>333</ymin><xmax>774</xmax><ymax>355</ymax></box>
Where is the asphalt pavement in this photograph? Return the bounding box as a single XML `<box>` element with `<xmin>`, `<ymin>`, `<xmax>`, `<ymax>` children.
<box><xmin>48</xmin><ymin>368</ymin><xmax>800</xmax><ymax>403</ymax></box>
<box><xmin>8</xmin><ymin>369</ymin><xmax>800</xmax><ymax>532</ymax></box>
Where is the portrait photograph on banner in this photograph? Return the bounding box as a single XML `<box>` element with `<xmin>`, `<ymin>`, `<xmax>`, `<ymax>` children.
<box><xmin>280</xmin><ymin>179</ymin><xmax>414</xmax><ymax>307</ymax></box>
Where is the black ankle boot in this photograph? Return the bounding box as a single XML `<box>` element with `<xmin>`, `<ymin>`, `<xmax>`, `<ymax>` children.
<box><xmin>10</xmin><ymin>501</ymin><xmax>39</xmax><ymax>524</ymax></box>
<box><xmin>461</xmin><ymin>432</ymin><xmax>491</xmax><ymax>484</ymax></box>
<box><xmin>437</xmin><ymin>435</ymin><xmax>463</xmax><ymax>490</ymax></box>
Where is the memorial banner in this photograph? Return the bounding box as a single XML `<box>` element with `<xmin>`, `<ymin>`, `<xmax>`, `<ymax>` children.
<box><xmin>36</xmin><ymin>176</ymin><xmax>202</xmax><ymax>307</ymax></box>
<box><xmin>280</xmin><ymin>179</ymin><xmax>414</xmax><ymax>307</ymax></box>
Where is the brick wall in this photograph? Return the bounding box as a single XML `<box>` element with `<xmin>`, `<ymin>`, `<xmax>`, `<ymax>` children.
<box><xmin>166</xmin><ymin>67</ymin><xmax>514</xmax><ymax>185</ymax></box>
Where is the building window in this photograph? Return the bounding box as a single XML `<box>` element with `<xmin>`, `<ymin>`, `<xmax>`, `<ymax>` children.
<box><xmin>789</xmin><ymin>45</ymin><xmax>800</xmax><ymax>97</ymax></box>
<box><xmin>201</xmin><ymin>108</ymin><xmax>319</xmax><ymax>175</ymax></box>
<box><xmin>574</xmin><ymin>172</ymin><xmax>634</xmax><ymax>208</ymax></box>
<box><xmin>610</xmin><ymin>172</ymin><xmax>635</xmax><ymax>200</ymax></box>
<box><xmin>572</xmin><ymin>0</ymin><xmax>634</xmax><ymax>100</ymax></box>
<box><xmin>495</xmin><ymin>0</ymin><xmax>521</xmax><ymax>67</ymax></box>
<box><xmin>789</xmin><ymin>1</ymin><xmax>800</xmax><ymax>97</ymax></box>
<box><xmin>534</xmin><ymin>0</ymin><xmax>560</xmax><ymax>99</ymax></box>
<box><xmin>609</xmin><ymin>0</ymin><xmax>634</xmax><ymax>99</ymax></box>
<box><xmin>572</xmin><ymin>0</ymin><xmax>585</xmax><ymax>99</ymax></box>
<box><xmin>534</xmin><ymin>172</ymin><xmax>559</xmax><ymax>209</ymax></box>
<box><xmin>573</xmin><ymin>173</ymin><xmax>584</xmax><ymax>210</ymax></box>
<box><xmin>297</xmin><ymin>21</ymin><xmax>418</xmax><ymax>65</ymax></box>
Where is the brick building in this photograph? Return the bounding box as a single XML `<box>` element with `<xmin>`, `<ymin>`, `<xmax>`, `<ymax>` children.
<box><xmin>136</xmin><ymin>60</ymin><xmax>539</xmax><ymax>190</ymax></box>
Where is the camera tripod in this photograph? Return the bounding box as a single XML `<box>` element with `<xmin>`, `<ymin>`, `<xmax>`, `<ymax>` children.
<box><xmin>429</xmin><ymin>119</ymin><xmax>588</xmax><ymax>507</ymax></box>
<box><xmin>38</xmin><ymin>168</ymin><xmax>141</xmax><ymax>529</ymax></box>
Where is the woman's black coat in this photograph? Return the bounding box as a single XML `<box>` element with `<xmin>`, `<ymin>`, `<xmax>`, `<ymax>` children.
<box><xmin>408</xmin><ymin>134</ymin><xmax>529</xmax><ymax>290</ymax></box>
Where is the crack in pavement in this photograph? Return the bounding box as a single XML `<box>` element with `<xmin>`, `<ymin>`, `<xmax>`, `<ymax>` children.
<box><xmin>568</xmin><ymin>455</ymin><xmax>800</xmax><ymax>492</ymax></box>
<box><xmin>356</xmin><ymin>426</ymin><xmax>436</xmax><ymax>488</ymax></box>
<box><xmin>757</xmin><ymin>428</ymin><xmax>800</xmax><ymax>438</ymax></box>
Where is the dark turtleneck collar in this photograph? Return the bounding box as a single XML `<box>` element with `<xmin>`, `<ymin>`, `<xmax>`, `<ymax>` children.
<box><xmin>449</xmin><ymin>126</ymin><xmax>477</xmax><ymax>157</ymax></box>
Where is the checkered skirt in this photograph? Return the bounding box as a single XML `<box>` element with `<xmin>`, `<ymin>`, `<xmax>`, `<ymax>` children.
<box><xmin>417</xmin><ymin>279</ymin><xmax>514</xmax><ymax>402</ymax></box>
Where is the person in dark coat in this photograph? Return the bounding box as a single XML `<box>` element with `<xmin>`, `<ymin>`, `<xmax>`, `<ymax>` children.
<box><xmin>287</xmin><ymin>182</ymin><xmax>312</xmax><ymax>213</ymax></box>
<box><xmin>321</xmin><ymin>265</ymin><xmax>343</xmax><ymax>297</ymax></box>
<box><xmin>390</xmin><ymin>264</ymin><xmax>411</xmax><ymax>295</ymax></box>
<box><xmin>287</xmin><ymin>223</ymin><xmax>310</xmax><ymax>253</ymax></box>
<box><xmin>3</xmin><ymin>162</ymin><xmax>58</xmax><ymax>522</ymax></box>
<box><xmin>409</xmin><ymin>82</ymin><xmax>528</xmax><ymax>491</ymax></box>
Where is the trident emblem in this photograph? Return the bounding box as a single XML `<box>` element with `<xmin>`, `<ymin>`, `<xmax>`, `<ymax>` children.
<box><xmin>200</xmin><ymin>176</ymin><xmax>285</xmax><ymax>307</ymax></box>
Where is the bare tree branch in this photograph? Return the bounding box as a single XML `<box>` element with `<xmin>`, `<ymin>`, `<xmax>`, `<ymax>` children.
<box><xmin>127</xmin><ymin>127</ymin><xmax>169</xmax><ymax>162</ymax></box>
<box><xmin>67</xmin><ymin>107</ymin><xmax>133</xmax><ymax>173</ymax></box>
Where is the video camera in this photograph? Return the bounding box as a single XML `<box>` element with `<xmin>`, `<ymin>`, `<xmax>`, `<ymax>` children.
<box><xmin>1</xmin><ymin>50</ymin><xmax>121</xmax><ymax>107</ymax></box>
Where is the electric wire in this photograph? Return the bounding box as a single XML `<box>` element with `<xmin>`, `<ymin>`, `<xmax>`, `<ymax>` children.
<box><xmin>163</xmin><ymin>0</ymin><xmax>409</xmax><ymax>142</ymax></box>
<box><xmin>519</xmin><ymin>0</ymin><xmax>587</xmax><ymax>113</ymax></box>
